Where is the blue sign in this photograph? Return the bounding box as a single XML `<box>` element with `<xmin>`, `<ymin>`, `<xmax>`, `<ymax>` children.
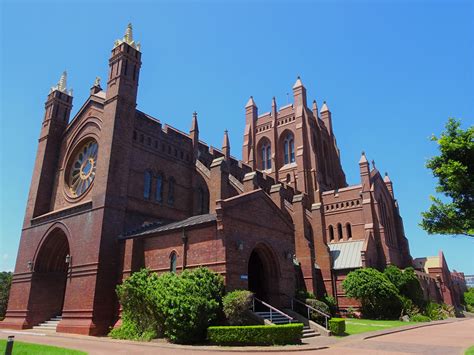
<box><xmin>240</xmin><ymin>274</ymin><xmax>248</xmax><ymax>280</ymax></box>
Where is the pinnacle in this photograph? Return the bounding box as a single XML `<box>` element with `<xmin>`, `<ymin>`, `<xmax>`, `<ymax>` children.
<box><xmin>114</xmin><ymin>23</ymin><xmax>140</xmax><ymax>51</ymax></box>
<box><xmin>384</xmin><ymin>172</ymin><xmax>392</xmax><ymax>183</ymax></box>
<box><xmin>292</xmin><ymin>76</ymin><xmax>303</xmax><ymax>89</ymax></box>
<box><xmin>320</xmin><ymin>101</ymin><xmax>329</xmax><ymax>113</ymax></box>
<box><xmin>51</xmin><ymin>71</ymin><xmax>72</xmax><ymax>96</ymax></box>
<box><xmin>190</xmin><ymin>111</ymin><xmax>199</xmax><ymax>132</ymax></box>
<box><xmin>245</xmin><ymin>96</ymin><xmax>256</xmax><ymax>108</ymax></box>
<box><xmin>359</xmin><ymin>151</ymin><xmax>368</xmax><ymax>164</ymax></box>
<box><xmin>222</xmin><ymin>129</ymin><xmax>230</xmax><ymax>148</ymax></box>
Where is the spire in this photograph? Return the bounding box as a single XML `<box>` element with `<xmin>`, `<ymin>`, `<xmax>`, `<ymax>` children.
<box><xmin>114</xmin><ymin>23</ymin><xmax>141</xmax><ymax>51</ymax></box>
<box><xmin>222</xmin><ymin>130</ymin><xmax>230</xmax><ymax>160</ymax></box>
<box><xmin>51</xmin><ymin>71</ymin><xmax>73</xmax><ymax>96</ymax></box>
<box><xmin>320</xmin><ymin>101</ymin><xmax>329</xmax><ymax>113</ymax></box>
<box><xmin>384</xmin><ymin>172</ymin><xmax>394</xmax><ymax>197</ymax></box>
<box><xmin>245</xmin><ymin>96</ymin><xmax>256</xmax><ymax>108</ymax></box>
<box><xmin>384</xmin><ymin>172</ymin><xmax>391</xmax><ymax>183</ymax></box>
<box><xmin>359</xmin><ymin>151</ymin><xmax>368</xmax><ymax>164</ymax></box>
<box><xmin>272</xmin><ymin>96</ymin><xmax>277</xmax><ymax>109</ymax></box>
<box><xmin>190</xmin><ymin>111</ymin><xmax>199</xmax><ymax>133</ymax></box>
<box><xmin>293</xmin><ymin>76</ymin><xmax>303</xmax><ymax>89</ymax></box>
<box><xmin>312</xmin><ymin>99</ymin><xmax>319</xmax><ymax>119</ymax></box>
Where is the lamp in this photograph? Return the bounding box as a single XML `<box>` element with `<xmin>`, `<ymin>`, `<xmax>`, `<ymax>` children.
<box><xmin>27</xmin><ymin>260</ymin><xmax>33</xmax><ymax>271</ymax></box>
<box><xmin>65</xmin><ymin>254</ymin><xmax>71</xmax><ymax>267</ymax></box>
<box><xmin>236</xmin><ymin>240</ymin><xmax>244</xmax><ymax>251</ymax></box>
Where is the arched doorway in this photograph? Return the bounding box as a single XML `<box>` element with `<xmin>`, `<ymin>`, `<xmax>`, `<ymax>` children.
<box><xmin>29</xmin><ymin>228</ymin><xmax>70</xmax><ymax>325</ymax></box>
<box><xmin>247</xmin><ymin>244</ymin><xmax>280</xmax><ymax>306</ymax></box>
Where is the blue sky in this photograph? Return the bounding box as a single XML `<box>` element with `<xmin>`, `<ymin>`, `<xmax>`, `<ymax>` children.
<box><xmin>0</xmin><ymin>0</ymin><xmax>473</xmax><ymax>274</ymax></box>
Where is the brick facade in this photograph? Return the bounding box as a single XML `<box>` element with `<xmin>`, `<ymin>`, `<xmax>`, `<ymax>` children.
<box><xmin>1</xmin><ymin>25</ymin><xmax>435</xmax><ymax>335</ymax></box>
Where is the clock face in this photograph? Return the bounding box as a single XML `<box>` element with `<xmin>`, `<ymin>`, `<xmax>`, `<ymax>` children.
<box><xmin>68</xmin><ymin>140</ymin><xmax>98</xmax><ymax>198</ymax></box>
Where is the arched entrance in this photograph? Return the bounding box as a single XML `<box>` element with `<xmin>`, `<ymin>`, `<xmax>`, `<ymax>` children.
<box><xmin>247</xmin><ymin>244</ymin><xmax>280</xmax><ymax>306</ymax></box>
<box><xmin>29</xmin><ymin>228</ymin><xmax>70</xmax><ymax>325</ymax></box>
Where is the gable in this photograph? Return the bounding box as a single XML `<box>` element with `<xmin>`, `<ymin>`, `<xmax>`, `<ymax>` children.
<box><xmin>220</xmin><ymin>189</ymin><xmax>294</xmax><ymax>234</ymax></box>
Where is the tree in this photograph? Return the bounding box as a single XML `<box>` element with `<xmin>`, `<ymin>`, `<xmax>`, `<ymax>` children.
<box><xmin>421</xmin><ymin>118</ymin><xmax>474</xmax><ymax>237</ymax></box>
<box><xmin>0</xmin><ymin>272</ymin><xmax>12</xmax><ymax>320</ymax></box>
<box><xmin>342</xmin><ymin>268</ymin><xmax>402</xmax><ymax>319</ymax></box>
<box><xmin>383</xmin><ymin>266</ymin><xmax>424</xmax><ymax>308</ymax></box>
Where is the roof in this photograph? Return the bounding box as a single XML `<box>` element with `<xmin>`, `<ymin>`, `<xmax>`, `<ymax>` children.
<box><xmin>413</xmin><ymin>256</ymin><xmax>440</xmax><ymax>273</ymax></box>
<box><xmin>121</xmin><ymin>214</ymin><xmax>217</xmax><ymax>239</ymax></box>
<box><xmin>328</xmin><ymin>240</ymin><xmax>364</xmax><ymax>270</ymax></box>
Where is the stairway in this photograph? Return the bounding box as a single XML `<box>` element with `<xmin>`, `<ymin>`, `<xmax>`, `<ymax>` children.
<box><xmin>254</xmin><ymin>311</ymin><xmax>294</xmax><ymax>324</ymax></box>
<box><xmin>302</xmin><ymin>325</ymin><xmax>319</xmax><ymax>338</ymax></box>
<box><xmin>32</xmin><ymin>315</ymin><xmax>62</xmax><ymax>332</ymax></box>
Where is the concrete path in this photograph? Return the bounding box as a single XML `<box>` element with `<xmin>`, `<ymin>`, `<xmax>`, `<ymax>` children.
<box><xmin>1</xmin><ymin>318</ymin><xmax>473</xmax><ymax>354</ymax></box>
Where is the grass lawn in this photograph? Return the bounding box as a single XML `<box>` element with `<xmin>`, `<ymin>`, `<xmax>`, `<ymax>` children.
<box><xmin>0</xmin><ymin>339</ymin><xmax>86</xmax><ymax>354</ymax></box>
<box><xmin>465</xmin><ymin>345</ymin><xmax>474</xmax><ymax>355</ymax></box>
<box><xmin>338</xmin><ymin>318</ymin><xmax>420</xmax><ymax>337</ymax></box>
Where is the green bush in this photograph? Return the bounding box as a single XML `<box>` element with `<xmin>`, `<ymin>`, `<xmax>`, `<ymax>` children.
<box><xmin>305</xmin><ymin>298</ymin><xmax>330</xmax><ymax>324</ymax></box>
<box><xmin>328</xmin><ymin>318</ymin><xmax>345</xmax><ymax>335</ymax></box>
<box><xmin>109</xmin><ymin>269</ymin><xmax>161</xmax><ymax>340</ymax></box>
<box><xmin>110</xmin><ymin>267</ymin><xmax>225</xmax><ymax>344</ymax></box>
<box><xmin>156</xmin><ymin>267</ymin><xmax>225</xmax><ymax>344</ymax></box>
<box><xmin>0</xmin><ymin>272</ymin><xmax>12</xmax><ymax>320</ymax></box>
<box><xmin>410</xmin><ymin>314</ymin><xmax>431</xmax><ymax>322</ymax></box>
<box><xmin>464</xmin><ymin>288</ymin><xmax>474</xmax><ymax>308</ymax></box>
<box><xmin>223</xmin><ymin>290</ymin><xmax>253</xmax><ymax>325</ymax></box>
<box><xmin>400</xmin><ymin>295</ymin><xmax>421</xmax><ymax>318</ymax></box>
<box><xmin>207</xmin><ymin>324</ymin><xmax>303</xmax><ymax>345</ymax></box>
<box><xmin>322</xmin><ymin>295</ymin><xmax>337</xmax><ymax>316</ymax></box>
<box><xmin>342</xmin><ymin>268</ymin><xmax>402</xmax><ymax>319</ymax></box>
<box><xmin>384</xmin><ymin>266</ymin><xmax>425</xmax><ymax>308</ymax></box>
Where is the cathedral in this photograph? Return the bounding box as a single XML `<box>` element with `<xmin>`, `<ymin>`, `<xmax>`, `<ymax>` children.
<box><xmin>1</xmin><ymin>25</ymin><xmax>414</xmax><ymax>335</ymax></box>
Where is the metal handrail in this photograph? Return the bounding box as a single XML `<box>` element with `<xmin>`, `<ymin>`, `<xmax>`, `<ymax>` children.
<box><xmin>290</xmin><ymin>297</ymin><xmax>331</xmax><ymax>329</ymax></box>
<box><xmin>251</xmin><ymin>296</ymin><xmax>294</xmax><ymax>323</ymax></box>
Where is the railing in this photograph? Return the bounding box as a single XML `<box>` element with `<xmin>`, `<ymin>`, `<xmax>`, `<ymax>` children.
<box><xmin>290</xmin><ymin>297</ymin><xmax>331</xmax><ymax>329</ymax></box>
<box><xmin>251</xmin><ymin>296</ymin><xmax>294</xmax><ymax>324</ymax></box>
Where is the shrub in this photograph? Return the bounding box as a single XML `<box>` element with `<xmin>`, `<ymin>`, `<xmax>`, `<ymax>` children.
<box><xmin>328</xmin><ymin>318</ymin><xmax>345</xmax><ymax>335</ymax></box>
<box><xmin>110</xmin><ymin>269</ymin><xmax>161</xmax><ymax>340</ymax></box>
<box><xmin>464</xmin><ymin>288</ymin><xmax>474</xmax><ymax>308</ymax></box>
<box><xmin>424</xmin><ymin>301</ymin><xmax>451</xmax><ymax>320</ymax></box>
<box><xmin>110</xmin><ymin>267</ymin><xmax>225</xmax><ymax>344</ymax></box>
<box><xmin>156</xmin><ymin>267</ymin><xmax>225</xmax><ymax>344</ymax></box>
<box><xmin>384</xmin><ymin>266</ymin><xmax>425</xmax><ymax>308</ymax></box>
<box><xmin>223</xmin><ymin>290</ymin><xmax>253</xmax><ymax>325</ymax></box>
<box><xmin>207</xmin><ymin>324</ymin><xmax>303</xmax><ymax>345</ymax></box>
<box><xmin>322</xmin><ymin>295</ymin><xmax>337</xmax><ymax>316</ymax></box>
<box><xmin>342</xmin><ymin>268</ymin><xmax>402</xmax><ymax>319</ymax></box>
<box><xmin>410</xmin><ymin>314</ymin><xmax>431</xmax><ymax>322</ymax></box>
<box><xmin>0</xmin><ymin>272</ymin><xmax>12</xmax><ymax>320</ymax></box>
<box><xmin>400</xmin><ymin>295</ymin><xmax>421</xmax><ymax>318</ymax></box>
<box><xmin>305</xmin><ymin>298</ymin><xmax>330</xmax><ymax>325</ymax></box>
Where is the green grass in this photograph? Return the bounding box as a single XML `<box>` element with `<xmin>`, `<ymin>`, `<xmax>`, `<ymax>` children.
<box><xmin>337</xmin><ymin>318</ymin><xmax>419</xmax><ymax>337</ymax></box>
<box><xmin>0</xmin><ymin>339</ymin><xmax>86</xmax><ymax>354</ymax></box>
<box><xmin>465</xmin><ymin>345</ymin><xmax>474</xmax><ymax>355</ymax></box>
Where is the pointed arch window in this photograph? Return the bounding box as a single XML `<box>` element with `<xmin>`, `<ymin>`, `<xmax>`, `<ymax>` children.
<box><xmin>170</xmin><ymin>252</ymin><xmax>177</xmax><ymax>273</ymax></box>
<box><xmin>284</xmin><ymin>133</ymin><xmax>295</xmax><ymax>164</ymax></box>
<box><xmin>144</xmin><ymin>171</ymin><xmax>152</xmax><ymax>199</ymax></box>
<box><xmin>155</xmin><ymin>174</ymin><xmax>163</xmax><ymax>203</ymax></box>
<box><xmin>328</xmin><ymin>225</ymin><xmax>335</xmax><ymax>241</ymax></box>
<box><xmin>261</xmin><ymin>144</ymin><xmax>272</xmax><ymax>170</ymax></box>
<box><xmin>337</xmin><ymin>223</ymin><xmax>343</xmax><ymax>240</ymax></box>
<box><xmin>346</xmin><ymin>223</ymin><xmax>352</xmax><ymax>240</ymax></box>
<box><xmin>168</xmin><ymin>177</ymin><xmax>175</xmax><ymax>205</ymax></box>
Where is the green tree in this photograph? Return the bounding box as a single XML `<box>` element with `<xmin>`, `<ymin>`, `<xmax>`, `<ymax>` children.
<box><xmin>383</xmin><ymin>266</ymin><xmax>424</xmax><ymax>307</ymax></box>
<box><xmin>342</xmin><ymin>268</ymin><xmax>402</xmax><ymax>319</ymax></box>
<box><xmin>0</xmin><ymin>272</ymin><xmax>12</xmax><ymax>320</ymax></box>
<box><xmin>421</xmin><ymin>118</ymin><xmax>474</xmax><ymax>237</ymax></box>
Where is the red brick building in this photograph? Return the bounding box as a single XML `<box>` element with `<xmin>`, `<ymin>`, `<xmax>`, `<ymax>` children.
<box><xmin>2</xmin><ymin>25</ymin><xmax>414</xmax><ymax>335</ymax></box>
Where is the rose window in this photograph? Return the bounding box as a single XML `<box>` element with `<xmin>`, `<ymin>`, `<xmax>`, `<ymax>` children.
<box><xmin>67</xmin><ymin>140</ymin><xmax>98</xmax><ymax>197</ymax></box>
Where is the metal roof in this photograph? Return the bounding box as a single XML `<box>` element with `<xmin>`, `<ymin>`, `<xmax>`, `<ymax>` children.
<box><xmin>328</xmin><ymin>240</ymin><xmax>364</xmax><ymax>270</ymax></box>
<box><xmin>122</xmin><ymin>214</ymin><xmax>217</xmax><ymax>239</ymax></box>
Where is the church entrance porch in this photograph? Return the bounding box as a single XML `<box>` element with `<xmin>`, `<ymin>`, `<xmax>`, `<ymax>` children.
<box><xmin>28</xmin><ymin>228</ymin><xmax>70</xmax><ymax>327</ymax></box>
<box><xmin>247</xmin><ymin>244</ymin><xmax>281</xmax><ymax>307</ymax></box>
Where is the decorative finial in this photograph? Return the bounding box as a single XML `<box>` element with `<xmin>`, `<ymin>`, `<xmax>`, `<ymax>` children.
<box><xmin>51</xmin><ymin>71</ymin><xmax>72</xmax><ymax>95</ymax></box>
<box><xmin>114</xmin><ymin>23</ymin><xmax>141</xmax><ymax>51</ymax></box>
<box><xmin>320</xmin><ymin>101</ymin><xmax>329</xmax><ymax>113</ymax></box>
<box><xmin>94</xmin><ymin>76</ymin><xmax>101</xmax><ymax>87</ymax></box>
<box><xmin>371</xmin><ymin>160</ymin><xmax>376</xmax><ymax>168</ymax></box>
<box><xmin>193</xmin><ymin>111</ymin><xmax>197</xmax><ymax>118</ymax></box>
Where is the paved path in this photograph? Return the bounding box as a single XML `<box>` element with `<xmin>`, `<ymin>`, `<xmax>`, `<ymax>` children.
<box><xmin>1</xmin><ymin>318</ymin><xmax>474</xmax><ymax>354</ymax></box>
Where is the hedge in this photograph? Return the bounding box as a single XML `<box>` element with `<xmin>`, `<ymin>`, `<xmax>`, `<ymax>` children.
<box><xmin>328</xmin><ymin>318</ymin><xmax>345</xmax><ymax>335</ymax></box>
<box><xmin>410</xmin><ymin>314</ymin><xmax>431</xmax><ymax>322</ymax></box>
<box><xmin>207</xmin><ymin>323</ymin><xmax>304</xmax><ymax>345</ymax></box>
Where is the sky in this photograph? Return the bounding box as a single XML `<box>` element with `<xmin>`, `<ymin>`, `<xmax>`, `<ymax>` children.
<box><xmin>0</xmin><ymin>0</ymin><xmax>473</xmax><ymax>274</ymax></box>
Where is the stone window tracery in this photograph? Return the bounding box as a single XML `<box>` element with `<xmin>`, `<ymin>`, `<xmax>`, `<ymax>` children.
<box><xmin>67</xmin><ymin>140</ymin><xmax>98</xmax><ymax>198</ymax></box>
<box><xmin>284</xmin><ymin>133</ymin><xmax>295</xmax><ymax>164</ymax></box>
